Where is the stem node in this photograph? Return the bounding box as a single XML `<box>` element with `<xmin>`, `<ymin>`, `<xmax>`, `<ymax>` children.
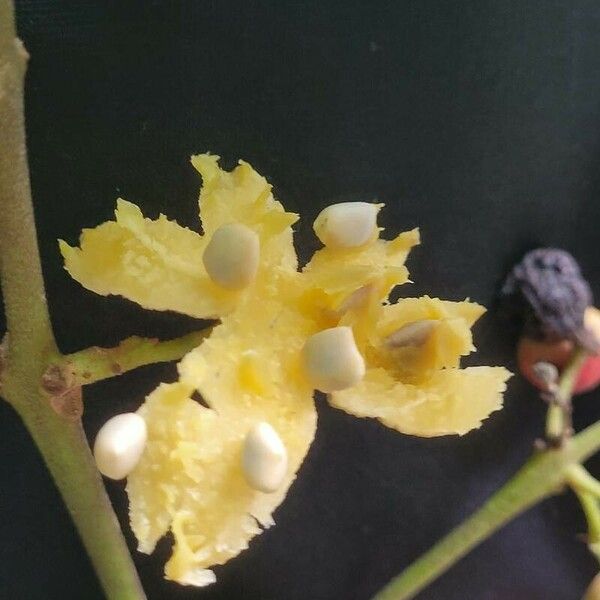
<box><xmin>41</xmin><ymin>363</ymin><xmax>83</xmax><ymax>421</ymax></box>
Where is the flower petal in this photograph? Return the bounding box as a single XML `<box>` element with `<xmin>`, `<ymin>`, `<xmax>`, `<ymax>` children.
<box><xmin>61</xmin><ymin>156</ymin><xmax>299</xmax><ymax>319</ymax></box>
<box><xmin>60</xmin><ymin>199</ymin><xmax>236</xmax><ymax>318</ymax></box>
<box><xmin>128</xmin><ymin>380</ymin><xmax>316</xmax><ymax>584</ymax></box>
<box><xmin>303</xmin><ymin>228</ymin><xmax>420</xmax><ymax>313</ymax></box>
<box><xmin>330</xmin><ymin>295</ymin><xmax>510</xmax><ymax>435</ymax></box>
<box><xmin>378</xmin><ymin>296</ymin><xmax>486</xmax><ymax>333</ymax></box>
<box><xmin>193</xmin><ymin>154</ymin><xmax>299</xmax><ymax>273</ymax></box>
<box><xmin>374</xmin><ymin>297</ymin><xmax>486</xmax><ymax>377</ymax></box>
<box><xmin>329</xmin><ymin>365</ymin><xmax>511</xmax><ymax>437</ymax></box>
<box><xmin>128</xmin><ymin>272</ymin><xmax>318</xmax><ymax>585</ymax></box>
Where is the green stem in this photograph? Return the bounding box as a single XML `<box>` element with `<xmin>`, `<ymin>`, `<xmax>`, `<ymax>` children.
<box><xmin>59</xmin><ymin>329</ymin><xmax>212</xmax><ymax>386</ymax></box>
<box><xmin>567</xmin><ymin>464</ymin><xmax>600</xmax><ymax>565</ymax></box>
<box><xmin>545</xmin><ymin>347</ymin><xmax>588</xmax><ymax>443</ymax></box>
<box><xmin>373</xmin><ymin>349</ymin><xmax>597</xmax><ymax>600</ymax></box>
<box><xmin>6</xmin><ymin>382</ymin><xmax>147</xmax><ymax>599</ymax></box>
<box><xmin>372</xmin><ymin>449</ymin><xmax>567</xmax><ymax>600</ymax></box>
<box><xmin>0</xmin><ymin>2</ymin><xmax>145</xmax><ymax>597</ymax></box>
<box><xmin>572</xmin><ymin>487</ymin><xmax>600</xmax><ymax>564</ymax></box>
<box><xmin>546</xmin><ymin>404</ymin><xmax>564</xmax><ymax>443</ymax></box>
<box><xmin>584</xmin><ymin>574</ymin><xmax>600</xmax><ymax>600</ymax></box>
<box><xmin>567</xmin><ymin>464</ymin><xmax>600</xmax><ymax>498</ymax></box>
<box><xmin>0</xmin><ymin>0</ymin><xmax>53</xmax><ymax>364</ymax></box>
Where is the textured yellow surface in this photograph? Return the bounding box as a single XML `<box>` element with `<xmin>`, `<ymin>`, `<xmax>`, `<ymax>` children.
<box><xmin>331</xmin><ymin>296</ymin><xmax>510</xmax><ymax>436</ymax></box>
<box><xmin>128</xmin><ymin>272</ymin><xmax>317</xmax><ymax>584</ymax></box>
<box><xmin>61</xmin><ymin>155</ymin><xmax>509</xmax><ymax>585</ymax></box>
<box><xmin>330</xmin><ymin>365</ymin><xmax>509</xmax><ymax>437</ymax></box>
<box><xmin>303</xmin><ymin>228</ymin><xmax>420</xmax><ymax>313</ymax></box>
<box><xmin>60</xmin><ymin>155</ymin><xmax>298</xmax><ymax>319</ymax></box>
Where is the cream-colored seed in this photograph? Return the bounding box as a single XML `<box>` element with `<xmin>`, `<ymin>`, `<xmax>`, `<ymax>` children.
<box><xmin>313</xmin><ymin>202</ymin><xmax>381</xmax><ymax>249</ymax></box>
<box><xmin>302</xmin><ymin>326</ymin><xmax>366</xmax><ymax>393</ymax></box>
<box><xmin>385</xmin><ymin>319</ymin><xmax>438</xmax><ymax>348</ymax></box>
<box><xmin>242</xmin><ymin>422</ymin><xmax>288</xmax><ymax>493</ymax></box>
<box><xmin>336</xmin><ymin>284</ymin><xmax>373</xmax><ymax>315</ymax></box>
<box><xmin>203</xmin><ymin>223</ymin><xmax>260</xmax><ymax>289</ymax></box>
<box><xmin>178</xmin><ymin>568</ymin><xmax>217</xmax><ymax>587</ymax></box>
<box><xmin>93</xmin><ymin>413</ymin><xmax>147</xmax><ymax>480</ymax></box>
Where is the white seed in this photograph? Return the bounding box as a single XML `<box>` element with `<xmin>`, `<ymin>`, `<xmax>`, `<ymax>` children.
<box><xmin>336</xmin><ymin>284</ymin><xmax>373</xmax><ymax>315</ymax></box>
<box><xmin>93</xmin><ymin>413</ymin><xmax>147</xmax><ymax>480</ymax></box>
<box><xmin>242</xmin><ymin>422</ymin><xmax>288</xmax><ymax>493</ymax></box>
<box><xmin>313</xmin><ymin>202</ymin><xmax>381</xmax><ymax>249</ymax></box>
<box><xmin>385</xmin><ymin>320</ymin><xmax>438</xmax><ymax>348</ymax></box>
<box><xmin>302</xmin><ymin>326</ymin><xmax>366</xmax><ymax>392</ymax></box>
<box><xmin>203</xmin><ymin>223</ymin><xmax>260</xmax><ymax>289</ymax></box>
<box><xmin>178</xmin><ymin>568</ymin><xmax>216</xmax><ymax>587</ymax></box>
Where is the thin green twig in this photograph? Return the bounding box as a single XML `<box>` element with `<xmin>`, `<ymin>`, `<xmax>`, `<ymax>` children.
<box><xmin>57</xmin><ymin>328</ymin><xmax>212</xmax><ymax>387</ymax></box>
<box><xmin>567</xmin><ymin>464</ymin><xmax>600</xmax><ymax>499</ymax></box>
<box><xmin>572</xmin><ymin>488</ymin><xmax>600</xmax><ymax>564</ymax></box>
<box><xmin>545</xmin><ymin>347</ymin><xmax>588</xmax><ymax>444</ymax></box>
<box><xmin>373</xmin><ymin>348</ymin><xmax>593</xmax><ymax>600</ymax></box>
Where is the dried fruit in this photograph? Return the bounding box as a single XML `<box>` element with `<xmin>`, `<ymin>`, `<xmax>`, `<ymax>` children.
<box><xmin>503</xmin><ymin>248</ymin><xmax>595</xmax><ymax>350</ymax></box>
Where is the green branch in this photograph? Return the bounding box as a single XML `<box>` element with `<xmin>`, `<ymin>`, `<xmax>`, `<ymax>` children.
<box><xmin>0</xmin><ymin>2</ymin><xmax>145</xmax><ymax>597</ymax></box>
<box><xmin>56</xmin><ymin>329</ymin><xmax>212</xmax><ymax>387</ymax></box>
<box><xmin>567</xmin><ymin>464</ymin><xmax>600</xmax><ymax>564</ymax></box>
<box><xmin>4</xmin><ymin>382</ymin><xmax>147</xmax><ymax>599</ymax></box>
<box><xmin>372</xmin><ymin>450</ymin><xmax>566</xmax><ymax>600</ymax></box>
<box><xmin>572</xmin><ymin>487</ymin><xmax>600</xmax><ymax>564</ymax></box>
<box><xmin>567</xmin><ymin>464</ymin><xmax>600</xmax><ymax>499</ymax></box>
<box><xmin>373</xmin><ymin>349</ymin><xmax>598</xmax><ymax>600</ymax></box>
<box><xmin>545</xmin><ymin>347</ymin><xmax>588</xmax><ymax>444</ymax></box>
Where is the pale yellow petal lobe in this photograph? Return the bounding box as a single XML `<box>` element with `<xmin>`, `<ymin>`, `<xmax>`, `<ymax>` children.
<box><xmin>330</xmin><ymin>366</ymin><xmax>511</xmax><ymax>437</ymax></box>
<box><xmin>61</xmin><ymin>156</ymin><xmax>299</xmax><ymax>318</ymax></box>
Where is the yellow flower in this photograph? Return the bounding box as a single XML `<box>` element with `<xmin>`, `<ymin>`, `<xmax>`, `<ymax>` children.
<box><xmin>60</xmin><ymin>154</ymin><xmax>510</xmax><ymax>585</ymax></box>
<box><xmin>60</xmin><ymin>155</ymin><xmax>298</xmax><ymax>319</ymax></box>
<box><xmin>331</xmin><ymin>294</ymin><xmax>510</xmax><ymax>436</ymax></box>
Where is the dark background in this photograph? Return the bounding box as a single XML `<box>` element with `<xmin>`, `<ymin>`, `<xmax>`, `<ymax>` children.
<box><xmin>2</xmin><ymin>1</ymin><xmax>600</xmax><ymax>598</ymax></box>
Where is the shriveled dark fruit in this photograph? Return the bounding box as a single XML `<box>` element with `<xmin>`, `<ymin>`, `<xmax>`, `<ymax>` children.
<box><xmin>503</xmin><ymin>248</ymin><xmax>597</xmax><ymax>351</ymax></box>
